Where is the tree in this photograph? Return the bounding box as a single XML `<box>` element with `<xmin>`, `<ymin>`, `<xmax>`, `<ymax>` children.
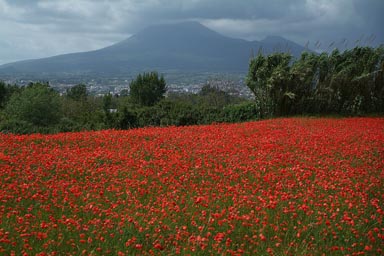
<box><xmin>0</xmin><ymin>81</ymin><xmax>20</xmax><ymax>109</ymax></box>
<box><xmin>246</xmin><ymin>53</ymin><xmax>293</xmax><ymax>117</ymax></box>
<box><xmin>118</xmin><ymin>106</ymin><xmax>137</xmax><ymax>129</ymax></box>
<box><xmin>0</xmin><ymin>81</ymin><xmax>7</xmax><ymax>108</ymax></box>
<box><xmin>5</xmin><ymin>82</ymin><xmax>62</xmax><ymax>127</ymax></box>
<box><xmin>102</xmin><ymin>93</ymin><xmax>119</xmax><ymax>128</ymax></box>
<box><xmin>323</xmin><ymin>46</ymin><xmax>384</xmax><ymax>114</ymax></box>
<box><xmin>266</xmin><ymin>53</ymin><xmax>292</xmax><ymax>115</ymax></box>
<box><xmin>66</xmin><ymin>84</ymin><xmax>88</xmax><ymax>101</ymax></box>
<box><xmin>129</xmin><ymin>72</ymin><xmax>167</xmax><ymax>106</ymax></box>
<box><xmin>289</xmin><ymin>52</ymin><xmax>320</xmax><ymax>114</ymax></box>
<box><xmin>246</xmin><ymin>54</ymin><xmax>269</xmax><ymax>118</ymax></box>
<box><xmin>198</xmin><ymin>84</ymin><xmax>233</xmax><ymax>109</ymax></box>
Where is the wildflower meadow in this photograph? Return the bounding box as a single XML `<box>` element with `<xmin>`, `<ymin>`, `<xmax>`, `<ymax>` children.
<box><xmin>0</xmin><ymin>118</ymin><xmax>383</xmax><ymax>255</ymax></box>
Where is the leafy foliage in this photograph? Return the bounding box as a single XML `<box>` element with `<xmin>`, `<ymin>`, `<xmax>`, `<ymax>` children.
<box><xmin>222</xmin><ymin>101</ymin><xmax>260</xmax><ymax>123</ymax></box>
<box><xmin>247</xmin><ymin>46</ymin><xmax>384</xmax><ymax>116</ymax></box>
<box><xmin>0</xmin><ymin>45</ymin><xmax>383</xmax><ymax>134</ymax></box>
<box><xmin>4</xmin><ymin>82</ymin><xmax>62</xmax><ymax>127</ymax></box>
<box><xmin>66</xmin><ymin>84</ymin><xmax>88</xmax><ymax>101</ymax></box>
<box><xmin>129</xmin><ymin>72</ymin><xmax>167</xmax><ymax>106</ymax></box>
<box><xmin>0</xmin><ymin>82</ymin><xmax>20</xmax><ymax>109</ymax></box>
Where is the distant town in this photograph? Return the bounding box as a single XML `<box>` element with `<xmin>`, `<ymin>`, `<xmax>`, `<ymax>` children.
<box><xmin>2</xmin><ymin>71</ymin><xmax>254</xmax><ymax>99</ymax></box>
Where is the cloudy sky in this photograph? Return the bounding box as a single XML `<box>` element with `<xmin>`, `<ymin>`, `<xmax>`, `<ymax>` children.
<box><xmin>0</xmin><ymin>0</ymin><xmax>383</xmax><ymax>64</ymax></box>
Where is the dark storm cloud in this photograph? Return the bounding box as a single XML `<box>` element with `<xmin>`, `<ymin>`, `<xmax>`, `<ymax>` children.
<box><xmin>352</xmin><ymin>0</ymin><xmax>384</xmax><ymax>43</ymax></box>
<box><xmin>0</xmin><ymin>0</ymin><xmax>383</xmax><ymax>64</ymax></box>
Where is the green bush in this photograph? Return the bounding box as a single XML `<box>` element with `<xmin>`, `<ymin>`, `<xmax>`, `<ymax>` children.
<box><xmin>5</xmin><ymin>83</ymin><xmax>62</xmax><ymax>127</ymax></box>
<box><xmin>0</xmin><ymin>119</ymin><xmax>38</xmax><ymax>134</ymax></box>
<box><xmin>118</xmin><ymin>107</ymin><xmax>138</xmax><ymax>129</ymax></box>
<box><xmin>56</xmin><ymin>117</ymin><xmax>83</xmax><ymax>133</ymax></box>
<box><xmin>130</xmin><ymin>72</ymin><xmax>167</xmax><ymax>106</ymax></box>
<box><xmin>223</xmin><ymin>101</ymin><xmax>260</xmax><ymax>123</ymax></box>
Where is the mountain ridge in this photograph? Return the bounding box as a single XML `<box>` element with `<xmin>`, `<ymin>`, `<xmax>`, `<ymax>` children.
<box><xmin>0</xmin><ymin>21</ymin><xmax>309</xmax><ymax>76</ymax></box>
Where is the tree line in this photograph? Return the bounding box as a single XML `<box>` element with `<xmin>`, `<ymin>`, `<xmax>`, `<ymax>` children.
<box><xmin>0</xmin><ymin>72</ymin><xmax>256</xmax><ymax>134</ymax></box>
<box><xmin>0</xmin><ymin>45</ymin><xmax>383</xmax><ymax>134</ymax></box>
<box><xmin>246</xmin><ymin>46</ymin><xmax>384</xmax><ymax>117</ymax></box>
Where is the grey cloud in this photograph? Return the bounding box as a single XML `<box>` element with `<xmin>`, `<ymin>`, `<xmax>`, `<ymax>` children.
<box><xmin>352</xmin><ymin>0</ymin><xmax>384</xmax><ymax>44</ymax></box>
<box><xmin>0</xmin><ymin>0</ymin><xmax>383</xmax><ymax>64</ymax></box>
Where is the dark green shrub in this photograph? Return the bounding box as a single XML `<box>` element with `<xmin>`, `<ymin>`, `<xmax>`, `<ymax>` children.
<box><xmin>223</xmin><ymin>102</ymin><xmax>260</xmax><ymax>123</ymax></box>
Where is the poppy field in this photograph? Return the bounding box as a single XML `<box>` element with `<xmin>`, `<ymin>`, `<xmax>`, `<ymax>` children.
<box><xmin>0</xmin><ymin>118</ymin><xmax>383</xmax><ymax>255</ymax></box>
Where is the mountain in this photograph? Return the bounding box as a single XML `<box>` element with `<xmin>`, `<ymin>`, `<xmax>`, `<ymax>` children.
<box><xmin>0</xmin><ymin>22</ymin><xmax>309</xmax><ymax>76</ymax></box>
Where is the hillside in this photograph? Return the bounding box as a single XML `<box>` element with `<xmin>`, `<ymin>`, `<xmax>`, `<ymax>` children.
<box><xmin>0</xmin><ymin>22</ymin><xmax>309</xmax><ymax>76</ymax></box>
